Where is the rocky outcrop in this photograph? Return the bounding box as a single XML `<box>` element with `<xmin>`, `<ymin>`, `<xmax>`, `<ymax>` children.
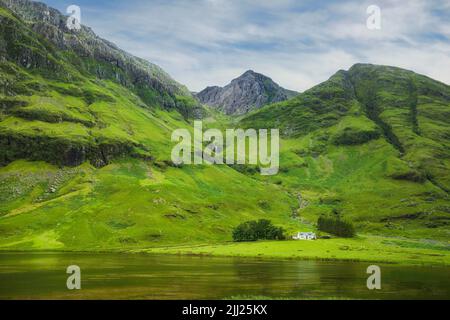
<box><xmin>0</xmin><ymin>132</ymin><xmax>136</xmax><ymax>167</ymax></box>
<box><xmin>196</xmin><ymin>70</ymin><xmax>297</xmax><ymax>115</ymax></box>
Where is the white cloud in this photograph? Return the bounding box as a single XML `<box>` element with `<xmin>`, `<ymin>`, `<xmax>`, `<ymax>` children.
<box><xmin>74</xmin><ymin>0</ymin><xmax>450</xmax><ymax>91</ymax></box>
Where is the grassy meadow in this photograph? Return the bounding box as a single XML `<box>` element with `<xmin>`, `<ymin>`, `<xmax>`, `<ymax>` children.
<box><xmin>137</xmin><ymin>235</ymin><xmax>449</xmax><ymax>266</ymax></box>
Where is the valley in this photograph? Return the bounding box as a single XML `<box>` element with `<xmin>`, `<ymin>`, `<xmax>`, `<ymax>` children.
<box><xmin>0</xmin><ymin>0</ymin><xmax>449</xmax><ymax>269</ymax></box>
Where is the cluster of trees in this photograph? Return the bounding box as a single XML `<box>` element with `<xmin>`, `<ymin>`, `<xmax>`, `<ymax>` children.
<box><xmin>317</xmin><ymin>216</ymin><xmax>355</xmax><ymax>238</ymax></box>
<box><xmin>232</xmin><ymin>219</ymin><xmax>285</xmax><ymax>242</ymax></box>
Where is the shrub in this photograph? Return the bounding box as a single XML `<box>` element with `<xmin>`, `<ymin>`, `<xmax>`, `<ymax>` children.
<box><xmin>317</xmin><ymin>216</ymin><xmax>355</xmax><ymax>238</ymax></box>
<box><xmin>232</xmin><ymin>219</ymin><xmax>285</xmax><ymax>242</ymax></box>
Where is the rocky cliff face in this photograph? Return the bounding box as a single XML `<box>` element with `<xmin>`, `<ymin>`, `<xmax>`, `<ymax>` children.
<box><xmin>196</xmin><ymin>70</ymin><xmax>297</xmax><ymax>115</ymax></box>
<box><xmin>0</xmin><ymin>0</ymin><xmax>199</xmax><ymax>117</ymax></box>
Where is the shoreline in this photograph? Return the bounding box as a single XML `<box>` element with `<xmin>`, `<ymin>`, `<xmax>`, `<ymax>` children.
<box><xmin>0</xmin><ymin>248</ymin><xmax>447</xmax><ymax>267</ymax></box>
<box><xmin>1</xmin><ymin>237</ymin><xmax>449</xmax><ymax>267</ymax></box>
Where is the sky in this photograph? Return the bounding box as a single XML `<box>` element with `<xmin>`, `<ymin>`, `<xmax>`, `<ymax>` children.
<box><xmin>43</xmin><ymin>0</ymin><xmax>450</xmax><ymax>92</ymax></box>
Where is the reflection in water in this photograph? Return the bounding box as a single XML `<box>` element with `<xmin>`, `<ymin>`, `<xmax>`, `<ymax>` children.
<box><xmin>0</xmin><ymin>253</ymin><xmax>448</xmax><ymax>300</ymax></box>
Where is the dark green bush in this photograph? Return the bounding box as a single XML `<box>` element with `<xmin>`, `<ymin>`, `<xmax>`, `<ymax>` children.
<box><xmin>317</xmin><ymin>216</ymin><xmax>355</xmax><ymax>238</ymax></box>
<box><xmin>332</xmin><ymin>128</ymin><xmax>381</xmax><ymax>145</ymax></box>
<box><xmin>232</xmin><ymin>219</ymin><xmax>285</xmax><ymax>242</ymax></box>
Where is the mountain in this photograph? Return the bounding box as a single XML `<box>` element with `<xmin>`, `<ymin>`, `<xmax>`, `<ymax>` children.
<box><xmin>241</xmin><ymin>63</ymin><xmax>450</xmax><ymax>190</ymax></box>
<box><xmin>0</xmin><ymin>0</ymin><xmax>203</xmax><ymax>168</ymax></box>
<box><xmin>0</xmin><ymin>0</ymin><xmax>199</xmax><ymax>116</ymax></box>
<box><xmin>0</xmin><ymin>1</ymin><xmax>300</xmax><ymax>250</ymax></box>
<box><xmin>196</xmin><ymin>70</ymin><xmax>298</xmax><ymax>115</ymax></box>
<box><xmin>241</xmin><ymin>63</ymin><xmax>450</xmax><ymax>239</ymax></box>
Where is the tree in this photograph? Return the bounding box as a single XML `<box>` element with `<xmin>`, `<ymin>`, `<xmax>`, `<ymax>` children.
<box><xmin>232</xmin><ymin>219</ymin><xmax>285</xmax><ymax>242</ymax></box>
<box><xmin>317</xmin><ymin>216</ymin><xmax>355</xmax><ymax>238</ymax></box>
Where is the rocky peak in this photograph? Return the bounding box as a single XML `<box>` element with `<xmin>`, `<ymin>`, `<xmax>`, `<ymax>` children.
<box><xmin>239</xmin><ymin>70</ymin><xmax>257</xmax><ymax>78</ymax></box>
<box><xmin>196</xmin><ymin>70</ymin><xmax>298</xmax><ymax>115</ymax></box>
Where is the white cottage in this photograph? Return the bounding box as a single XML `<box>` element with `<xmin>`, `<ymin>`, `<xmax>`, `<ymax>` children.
<box><xmin>293</xmin><ymin>232</ymin><xmax>317</xmax><ymax>240</ymax></box>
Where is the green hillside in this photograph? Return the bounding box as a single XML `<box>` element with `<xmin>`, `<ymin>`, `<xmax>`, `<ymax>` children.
<box><xmin>0</xmin><ymin>159</ymin><xmax>302</xmax><ymax>250</ymax></box>
<box><xmin>241</xmin><ymin>64</ymin><xmax>450</xmax><ymax>240</ymax></box>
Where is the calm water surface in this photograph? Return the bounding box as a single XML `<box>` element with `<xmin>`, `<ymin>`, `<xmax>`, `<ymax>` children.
<box><xmin>0</xmin><ymin>252</ymin><xmax>448</xmax><ymax>299</ymax></box>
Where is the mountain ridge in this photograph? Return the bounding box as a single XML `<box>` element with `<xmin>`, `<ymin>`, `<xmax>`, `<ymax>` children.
<box><xmin>0</xmin><ymin>0</ymin><xmax>200</xmax><ymax>117</ymax></box>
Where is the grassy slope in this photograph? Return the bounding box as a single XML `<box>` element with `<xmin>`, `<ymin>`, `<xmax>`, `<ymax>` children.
<box><xmin>0</xmin><ymin>159</ymin><xmax>302</xmax><ymax>250</ymax></box>
<box><xmin>0</xmin><ymin>74</ymin><xmax>188</xmax><ymax>161</ymax></box>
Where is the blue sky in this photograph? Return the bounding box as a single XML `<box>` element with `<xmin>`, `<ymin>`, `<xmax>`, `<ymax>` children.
<box><xmin>43</xmin><ymin>0</ymin><xmax>450</xmax><ymax>91</ymax></box>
